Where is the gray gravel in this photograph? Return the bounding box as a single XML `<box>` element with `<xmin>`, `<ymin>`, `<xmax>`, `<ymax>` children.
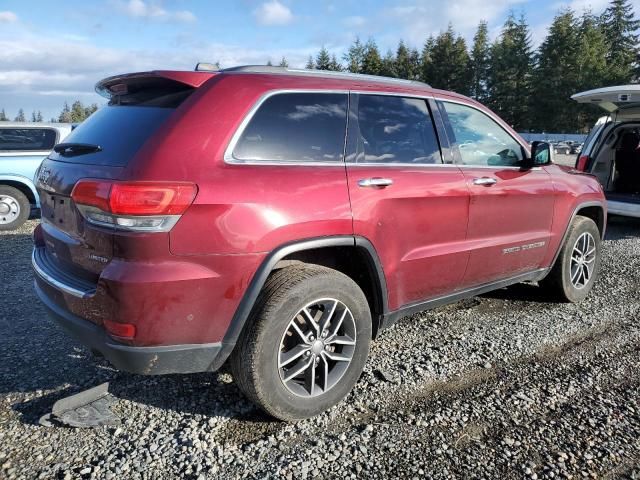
<box><xmin>1</xmin><ymin>216</ymin><xmax>639</xmax><ymax>479</ymax></box>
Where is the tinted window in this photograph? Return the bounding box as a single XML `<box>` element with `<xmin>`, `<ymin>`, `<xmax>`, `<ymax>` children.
<box><xmin>354</xmin><ymin>95</ymin><xmax>441</xmax><ymax>164</ymax></box>
<box><xmin>0</xmin><ymin>128</ymin><xmax>57</xmax><ymax>151</ymax></box>
<box><xmin>441</xmin><ymin>101</ymin><xmax>524</xmax><ymax>167</ymax></box>
<box><xmin>48</xmin><ymin>106</ymin><xmax>174</xmax><ymax>166</ymax></box>
<box><xmin>233</xmin><ymin>93</ymin><xmax>348</xmax><ymax>162</ymax></box>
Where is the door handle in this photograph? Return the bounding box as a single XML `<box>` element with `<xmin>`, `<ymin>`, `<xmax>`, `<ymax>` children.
<box><xmin>472</xmin><ymin>177</ymin><xmax>497</xmax><ymax>186</ymax></box>
<box><xmin>358</xmin><ymin>178</ymin><xmax>393</xmax><ymax>188</ymax></box>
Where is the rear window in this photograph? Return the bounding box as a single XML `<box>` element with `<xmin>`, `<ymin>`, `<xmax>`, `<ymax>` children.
<box><xmin>231</xmin><ymin>92</ymin><xmax>348</xmax><ymax>163</ymax></box>
<box><xmin>49</xmin><ymin>80</ymin><xmax>194</xmax><ymax>166</ymax></box>
<box><xmin>0</xmin><ymin>128</ymin><xmax>57</xmax><ymax>152</ymax></box>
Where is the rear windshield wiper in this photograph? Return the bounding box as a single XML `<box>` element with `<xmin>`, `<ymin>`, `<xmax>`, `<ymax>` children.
<box><xmin>53</xmin><ymin>143</ymin><xmax>102</xmax><ymax>157</ymax></box>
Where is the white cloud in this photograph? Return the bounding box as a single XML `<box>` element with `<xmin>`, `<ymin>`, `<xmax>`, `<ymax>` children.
<box><xmin>254</xmin><ymin>0</ymin><xmax>294</xmax><ymax>26</ymax></box>
<box><xmin>116</xmin><ymin>0</ymin><xmax>196</xmax><ymax>23</ymax></box>
<box><xmin>386</xmin><ymin>0</ymin><xmax>527</xmax><ymax>44</ymax></box>
<box><xmin>0</xmin><ymin>11</ymin><xmax>18</xmax><ymax>23</ymax></box>
<box><xmin>343</xmin><ymin>16</ymin><xmax>366</xmax><ymax>28</ymax></box>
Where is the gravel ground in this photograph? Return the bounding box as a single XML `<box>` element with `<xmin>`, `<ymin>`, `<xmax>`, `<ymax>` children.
<box><xmin>1</xmin><ymin>210</ymin><xmax>639</xmax><ymax>479</ymax></box>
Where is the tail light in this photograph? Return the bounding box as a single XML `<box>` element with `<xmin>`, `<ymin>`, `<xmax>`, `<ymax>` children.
<box><xmin>71</xmin><ymin>180</ymin><xmax>197</xmax><ymax>232</ymax></box>
<box><xmin>103</xmin><ymin>319</ymin><xmax>136</xmax><ymax>340</ymax></box>
<box><xmin>576</xmin><ymin>155</ymin><xmax>589</xmax><ymax>171</ymax></box>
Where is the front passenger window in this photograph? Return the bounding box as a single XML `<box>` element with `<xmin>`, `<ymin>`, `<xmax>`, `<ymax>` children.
<box><xmin>440</xmin><ymin>101</ymin><xmax>524</xmax><ymax>167</ymax></box>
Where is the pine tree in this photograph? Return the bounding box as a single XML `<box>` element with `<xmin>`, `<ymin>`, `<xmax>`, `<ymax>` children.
<box><xmin>278</xmin><ymin>57</ymin><xmax>289</xmax><ymax>68</ymax></box>
<box><xmin>328</xmin><ymin>54</ymin><xmax>342</xmax><ymax>71</ymax></box>
<box><xmin>381</xmin><ymin>50</ymin><xmax>397</xmax><ymax>77</ymax></box>
<box><xmin>419</xmin><ymin>36</ymin><xmax>436</xmax><ymax>83</ymax></box>
<box><xmin>531</xmin><ymin>10</ymin><xmax>581</xmax><ymax>132</ymax></box>
<box><xmin>395</xmin><ymin>40</ymin><xmax>414</xmax><ymax>79</ymax></box>
<box><xmin>575</xmin><ymin>12</ymin><xmax>610</xmax><ymax>130</ymax></box>
<box><xmin>487</xmin><ymin>13</ymin><xmax>534</xmax><ymax>130</ymax></box>
<box><xmin>361</xmin><ymin>39</ymin><xmax>383</xmax><ymax>75</ymax></box>
<box><xmin>31</xmin><ymin>111</ymin><xmax>37</xmax><ymax>122</ymax></box>
<box><xmin>266</xmin><ymin>59</ymin><xmax>273</xmax><ymax>66</ymax></box>
<box><xmin>315</xmin><ymin>46</ymin><xmax>332</xmax><ymax>70</ymax></box>
<box><xmin>408</xmin><ymin>48</ymin><xmax>421</xmax><ymax>81</ymax></box>
<box><xmin>343</xmin><ymin>37</ymin><xmax>365</xmax><ymax>73</ymax></box>
<box><xmin>470</xmin><ymin>21</ymin><xmax>490</xmax><ymax>101</ymax></box>
<box><xmin>305</xmin><ymin>55</ymin><xmax>315</xmax><ymax>69</ymax></box>
<box><xmin>84</xmin><ymin>104</ymin><xmax>99</xmax><ymax>119</ymax></box>
<box><xmin>14</xmin><ymin>109</ymin><xmax>25</xmax><ymax>122</ymax></box>
<box><xmin>36</xmin><ymin>111</ymin><xmax>43</xmax><ymax>122</ymax></box>
<box><xmin>59</xmin><ymin>102</ymin><xmax>72</xmax><ymax>123</ymax></box>
<box><xmin>0</xmin><ymin>109</ymin><xmax>7</xmax><ymax>121</ymax></box>
<box><xmin>423</xmin><ymin>25</ymin><xmax>470</xmax><ymax>95</ymax></box>
<box><xmin>601</xmin><ymin>0</ymin><xmax>640</xmax><ymax>83</ymax></box>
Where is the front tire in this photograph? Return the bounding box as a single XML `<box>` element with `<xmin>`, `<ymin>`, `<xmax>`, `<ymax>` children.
<box><xmin>230</xmin><ymin>264</ymin><xmax>371</xmax><ymax>421</ymax></box>
<box><xmin>540</xmin><ymin>216</ymin><xmax>601</xmax><ymax>303</ymax></box>
<box><xmin>0</xmin><ymin>186</ymin><xmax>30</xmax><ymax>231</ymax></box>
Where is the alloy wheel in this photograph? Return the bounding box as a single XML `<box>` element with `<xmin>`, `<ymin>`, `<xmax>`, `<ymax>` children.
<box><xmin>570</xmin><ymin>231</ymin><xmax>596</xmax><ymax>289</ymax></box>
<box><xmin>278</xmin><ymin>298</ymin><xmax>357</xmax><ymax>397</ymax></box>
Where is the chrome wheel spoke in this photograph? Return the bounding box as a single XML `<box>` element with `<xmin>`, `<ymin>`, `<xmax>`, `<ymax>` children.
<box><xmin>305</xmin><ymin>359</ymin><xmax>317</xmax><ymax>396</ymax></box>
<box><xmin>279</xmin><ymin>344</ymin><xmax>310</xmax><ymax>368</ymax></box>
<box><xmin>330</xmin><ymin>308</ymin><xmax>348</xmax><ymax>337</ymax></box>
<box><xmin>320</xmin><ymin>355</ymin><xmax>330</xmax><ymax>392</ymax></box>
<box><xmin>319</xmin><ymin>299</ymin><xmax>338</xmax><ymax>332</ymax></box>
<box><xmin>327</xmin><ymin>335</ymin><xmax>356</xmax><ymax>346</ymax></box>
<box><xmin>282</xmin><ymin>357</ymin><xmax>313</xmax><ymax>382</ymax></box>
<box><xmin>323</xmin><ymin>350</ymin><xmax>351</xmax><ymax>362</ymax></box>
<box><xmin>302</xmin><ymin>308</ymin><xmax>321</xmax><ymax>335</ymax></box>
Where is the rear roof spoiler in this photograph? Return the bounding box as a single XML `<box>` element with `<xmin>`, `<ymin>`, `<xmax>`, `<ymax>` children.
<box><xmin>95</xmin><ymin>70</ymin><xmax>216</xmax><ymax>98</ymax></box>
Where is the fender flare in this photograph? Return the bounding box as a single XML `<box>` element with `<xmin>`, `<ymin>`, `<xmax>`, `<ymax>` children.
<box><xmin>210</xmin><ymin>235</ymin><xmax>388</xmax><ymax>370</ymax></box>
<box><xmin>549</xmin><ymin>200</ymin><xmax>607</xmax><ymax>267</ymax></box>
<box><xmin>0</xmin><ymin>174</ymin><xmax>39</xmax><ymax>207</ymax></box>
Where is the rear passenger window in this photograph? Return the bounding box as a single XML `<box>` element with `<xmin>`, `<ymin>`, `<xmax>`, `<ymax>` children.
<box><xmin>0</xmin><ymin>128</ymin><xmax>57</xmax><ymax>152</ymax></box>
<box><xmin>353</xmin><ymin>95</ymin><xmax>441</xmax><ymax>164</ymax></box>
<box><xmin>232</xmin><ymin>93</ymin><xmax>348</xmax><ymax>163</ymax></box>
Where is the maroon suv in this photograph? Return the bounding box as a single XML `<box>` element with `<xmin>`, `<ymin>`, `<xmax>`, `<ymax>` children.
<box><xmin>33</xmin><ymin>66</ymin><xmax>606</xmax><ymax>420</ymax></box>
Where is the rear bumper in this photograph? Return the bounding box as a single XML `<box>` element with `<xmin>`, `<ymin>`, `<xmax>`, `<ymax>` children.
<box><xmin>35</xmin><ymin>281</ymin><xmax>223</xmax><ymax>375</ymax></box>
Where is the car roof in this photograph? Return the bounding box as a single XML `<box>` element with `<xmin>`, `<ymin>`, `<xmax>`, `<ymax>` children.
<box><xmin>96</xmin><ymin>66</ymin><xmax>477</xmax><ymax>106</ymax></box>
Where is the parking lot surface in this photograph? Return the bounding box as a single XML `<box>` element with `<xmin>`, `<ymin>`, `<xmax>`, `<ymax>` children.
<box><xmin>1</xmin><ymin>190</ymin><xmax>639</xmax><ymax>478</ymax></box>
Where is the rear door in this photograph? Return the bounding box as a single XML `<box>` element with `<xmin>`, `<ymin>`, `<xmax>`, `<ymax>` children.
<box><xmin>345</xmin><ymin>93</ymin><xmax>470</xmax><ymax>311</ymax></box>
<box><xmin>437</xmin><ymin>99</ymin><xmax>555</xmax><ymax>286</ymax></box>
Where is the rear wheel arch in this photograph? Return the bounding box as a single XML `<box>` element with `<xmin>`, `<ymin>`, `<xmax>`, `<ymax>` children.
<box><xmin>0</xmin><ymin>179</ymin><xmax>37</xmax><ymax>206</ymax></box>
<box><xmin>213</xmin><ymin>236</ymin><xmax>388</xmax><ymax>370</ymax></box>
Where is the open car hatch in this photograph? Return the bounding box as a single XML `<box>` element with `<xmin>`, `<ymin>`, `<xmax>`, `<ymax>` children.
<box><xmin>572</xmin><ymin>85</ymin><xmax>640</xmax><ymax>118</ymax></box>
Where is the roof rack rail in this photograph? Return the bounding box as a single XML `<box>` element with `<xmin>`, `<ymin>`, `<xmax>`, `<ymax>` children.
<box><xmin>211</xmin><ymin>65</ymin><xmax>430</xmax><ymax>88</ymax></box>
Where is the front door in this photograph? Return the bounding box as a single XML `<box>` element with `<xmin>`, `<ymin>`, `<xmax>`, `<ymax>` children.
<box><xmin>437</xmin><ymin>99</ymin><xmax>555</xmax><ymax>286</ymax></box>
<box><xmin>345</xmin><ymin>93</ymin><xmax>470</xmax><ymax>311</ymax></box>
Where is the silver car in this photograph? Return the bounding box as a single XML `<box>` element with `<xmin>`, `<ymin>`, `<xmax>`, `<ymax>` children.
<box><xmin>0</xmin><ymin>122</ymin><xmax>72</xmax><ymax>230</ymax></box>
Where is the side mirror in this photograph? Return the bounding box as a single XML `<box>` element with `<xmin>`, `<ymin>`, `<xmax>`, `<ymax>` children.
<box><xmin>525</xmin><ymin>141</ymin><xmax>553</xmax><ymax>168</ymax></box>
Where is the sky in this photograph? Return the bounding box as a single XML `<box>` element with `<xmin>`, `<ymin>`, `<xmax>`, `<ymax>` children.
<box><xmin>0</xmin><ymin>0</ymin><xmax>637</xmax><ymax>121</ymax></box>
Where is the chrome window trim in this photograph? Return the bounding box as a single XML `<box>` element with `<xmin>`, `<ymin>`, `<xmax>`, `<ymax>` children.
<box><xmin>223</xmin><ymin>89</ymin><xmax>350</xmax><ymax>164</ymax></box>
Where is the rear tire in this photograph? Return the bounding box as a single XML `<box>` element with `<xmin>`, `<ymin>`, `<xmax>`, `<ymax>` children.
<box><xmin>230</xmin><ymin>264</ymin><xmax>371</xmax><ymax>421</ymax></box>
<box><xmin>540</xmin><ymin>216</ymin><xmax>601</xmax><ymax>303</ymax></box>
<box><xmin>0</xmin><ymin>186</ymin><xmax>30</xmax><ymax>231</ymax></box>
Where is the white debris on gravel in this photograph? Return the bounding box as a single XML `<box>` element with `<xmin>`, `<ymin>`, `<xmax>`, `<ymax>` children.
<box><xmin>1</xmin><ymin>217</ymin><xmax>639</xmax><ymax>479</ymax></box>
